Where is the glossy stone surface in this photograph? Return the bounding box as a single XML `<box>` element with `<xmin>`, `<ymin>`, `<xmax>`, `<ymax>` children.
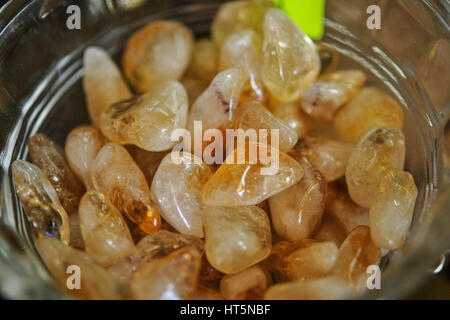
<box><xmin>313</xmin><ymin>215</ymin><xmax>347</xmax><ymax>247</ymax></box>
<box><xmin>12</xmin><ymin>160</ymin><xmax>70</xmax><ymax>244</ymax></box>
<box><xmin>262</xmin><ymin>9</ymin><xmax>320</xmax><ymax>102</ymax></box>
<box><xmin>333</xmin><ymin>226</ymin><xmax>381</xmax><ymax>287</ymax></box>
<box><xmin>269</xmin><ymin>155</ymin><xmax>327</xmax><ymax>241</ymax></box>
<box><xmin>65</xmin><ymin>125</ymin><xmax>107</xmax><ymax>190</ymax></box>
<box><xmin>100</xmin><ymin>81</ymin><xmax>188</xmax><ymax>152</ymax></box>
<box><xmin>295</xmin><ymin>136</ymin><xmax>354</xmax><ymax>181</ymax></box>
<box><xmin>346</xmin><ymin>128</ymin><xmax>406</xmax><ymax>208</ymax></box>
<box><xmin>78</xmin><ymin>190</ymin><xmax>136</xmax><ymax>267</ymax></box>
<box><xmin>266</xmin><ymin>240</ymin><xmax>338</xmax><ymax>281</ymax></box>
<box><xmin>28</xmin><ymin>133</ymin><xmax>85</xmax><ymax>215</ymax></box>
<box><xmin>370</xmin><ymin>169</ymin><xmax>418</xmax><ymax>249</ymax></box>
<box><xmin>187</xmin><ymin>68</ymin><xmax>246</xmax><ymax>135</ymax></box>
<box><xmin>122</xmin><ymin>20</ymin><xmax>194</xmax><ymax>92</ymax></box>
<box><xmin>202</xmin><ymin>143</ymin><xmax>304</xmax><ymax>206</ymax></box>
<box><xmin>301</xmin><ymin>70</ymin><xmax>366</xmax><ymax>122</ymax></box>
<box><xmin>220</xmin><ymin>29</ymin><xmax>264</xmax><ymax>99</ymax></box>
<box><xmin>37</xmin><ymin>237</ymin><xmax>126</xmax><ymax>299</ymax></box>
<box><xmin>220</xmin><ymin>264</ymin><xmax>272</xmax><ymax>300</ymax></box>
<box><xmin>151</xmin><ymin>152</ymin><xmax>212</xmax><ymax>237</ymax></box>
<box><xmin>83</xmin><ymin>47</ymin><xmax>132</xmax><ymax>126</ymax></box>
<box><xmin>203</xmin><ymin>206</ymin><xmax>271</xmax><ymax>274</ymax></box>
<box><xmin>91</xmin><ymin>143</ymin><xmax>161</xmax><ymax>233</ymax></box>
<box><xmin>334</xmin><ymin>87</ymin><xmax>404</xmax><ymax>143</ymax></box>
<box><xmin>130</xmin><ymin>246</ymin><xmax>201</xmax><ymax>300</ymax></box>
<box><xmin>211</xmin><ymin>0</ymin><xmax>272</xmax><ymax>47</ymax></box>
<box><xmin>234</xmin><ymin>99</ymin><xmax>298</xmax><ymax>152</ymax></box>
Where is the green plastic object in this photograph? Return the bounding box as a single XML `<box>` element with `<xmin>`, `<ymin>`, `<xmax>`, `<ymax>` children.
<box><xmin>271</xmin><ymin>0</ymin><xmax>325</xmax><ymax>40</ymax></box>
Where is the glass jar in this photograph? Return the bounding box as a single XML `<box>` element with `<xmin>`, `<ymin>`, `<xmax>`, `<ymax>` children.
<box><xmin>0</xmin><ymin>0</ymin><xmax>448</xmax><ymax>299</ymax></box>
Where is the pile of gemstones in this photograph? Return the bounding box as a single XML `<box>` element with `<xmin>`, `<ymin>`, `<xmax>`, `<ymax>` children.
<box><xmin>11</xmin><ymin>0</ymin><xmax>417</xmax><ymax>300</ymax></box>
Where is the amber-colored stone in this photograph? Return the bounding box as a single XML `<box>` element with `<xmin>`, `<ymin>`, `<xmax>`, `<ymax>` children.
<box><xmin>269</xmin><ymin>155</ymin><xmax>326</xmax><ymax>241</ymax></box>
<box><xmin>126</xmin><ymin>145</ymin><xmax>168</xmax><ymax>186</ymax></box>
<box><xmin>12</xmin><ymin>160</ymin><xmax>70</xmax><ymax>244</ymax></box>
<box><xmin>83</xmin><ymin>47</ymin><xmax>132</xmax><ymax>127</ymax></box>
<box><xmin>262</xmin><ymin>9</ymin><xmax>320</xmax><ymax>102</ymax></box>
<box><xmin>313</xmin><ymin>215</ymin><xmax>347</xmax><ymax>247</ymax></box>
<box><xmin>295</xmin><ymin>136</ymin><xmax>354</xmax><ymax>181</ymax></box>
<box><xmin>122</xmin><ymin>20</ymin><xmax>194</xmax><ymax>92</ymax></box>
<box><xmin>151</xmin><ymin>152</ymin><xmax>212</xmax><ymax>237</ymax></box>
<box><xmin>130</xmin><ymin>246</ymin><xmax>201</xmax><ymax>300</ymax></box>
<box><xmin>202</xmin><ymin>143</ymin><xmax>304</xmax><ymax>206</ymax></box>
<box><xmin>234</xmin><ymin>99</ymin><xmax>298</xmax><ymax>152</ymax></box>
<box><xmin>266</xmin><ymin>240</ymin><xmax>338</xmax><ymax>281</ymax></box>
<box><xmin>334</xmin><ymin>87</ymin><xmax>404</xmax><ymax>143</ymax></box>
<box><xmin>37</xmin><ymin>237</ymin><xmax>127</xmax><ymax>299</ymax></box>
<box><xmin>190</xmin><ymin>284</ymin><xmax>224</xmax><ymax>300</ymax></box>
<box><xmin>100</xmin><ymin>81</ymin><xmax>188</xmax><ymax>152</ymax></box>
<box><xmin>220</xmin><ymin>264</ymin><xmax>272</xmax><ymax>300</ymax></box>
<box><xmin>370</xmin><ymin>168</ymin><xmax>418</xmax><ymax>249</ymax></box>
<box><xmin>188</xmin><ymin>39</ymin><xmax>218</xmax><ymax>84</ymax></box>
<box><xmin>28</xmin><ymin>133</ymin><xmax>85</xmax><ymax>215</ymax></box>
<box><xmin>65</xmin><ymin>125</ymin><xmax>107</xmax><ymax>190</ymax></box>
<box><xmin>346</xmin><ymin>128</ymin><xmax>405</xmax><ymax>208</ymax></box>
<box><xmin>69</xmin><ymin>213</ymin><xmax>85</xmax><ymax>250</ymax></box>
<box><xmin>78</xmin><ymin>190</ymin><xmax>136</xmax><ymax>267</ymax></box>
<box><xmin>91</xmin><ymin>143</ymin><xmax>161</xmax><ymax>233</ymax></box>
<box><xmin>333</xmin><ymin>226</ymin><xmax>381</xmax><ymax>286</ymax></box>
<box><xmin>203</xmin><ymin>206</ymin><xmax>272</xmax><ymax>274</ymax></box>
<box><xmin>301</xmin><ymin>70</ymin><xmax>366</xmax><ymax>122</ymax></box>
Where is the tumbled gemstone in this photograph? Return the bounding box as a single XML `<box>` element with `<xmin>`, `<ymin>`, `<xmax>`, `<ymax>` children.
<box><xmin>295</xmin><ymin>136</ymin><xmax>354</xmax><ymax>181</ymax></box>
<box><xmin>262</xmin><ymin>9</ymin><xmax>320</xmax><ymax>102</ymax></box>
<box><xmin>126</xmin><ymin>145</ymin><xmax>168</xmax><ymax>186</ymax></box>
<box><xmin>334</xmin><ymin>87</ymin><xmax>404</xmax><ymax>143</ymax></box>
<box><xmin>91</xmin><ymin>143</ymin><xmax>161</xmax><ymax>233</ymax></box>
<box><xmin>100</xmin><ymin>81</ymin><xmax>188</xmax><ymax>152</ymax></box>
<box><xmin>108</xmin><ymin>230</ymin><xmax>203</xmax><ymax>283</ymax></box>
<box><xmin>220</xmin><ymin>264</ymin><xmax>272</xmax><ymax>300</ymax></box>
<box><xmin>83</xmin><ymin>47</ymin><xmax>132</xmax><ymax>127</ymax></box>
<box><xmin>151</xmin><ymin>152</ymin><xmax>212</xmax><ymax>237</ymax></box>
<box><xmin>346</xmin><ymin>128</ymin><xmax>406</xmax><ymax>208</ymax></box>
<box><xmin>130</xmin><ymin>246</ymin><xmax>201</xmax><ymax>300</ymax></box>
<box><xmin>28</xmin><ymin>133</ymin><xmax>85</xmax><ymax>215</ymax></box>
<box><xmin>269</xmin><ymin>155</ymin><xmax>326</xmax><ymax>241</ymax></box>
<box><xmin>78</xmin><ymin>190</ymin><xmax>136</xmax><ymax>267</ymax></box>
<box><xmin>203</xmin><ymin>206</ymin><xmax>272</xmax><ymax>274</ymax></box>
<box><xmin>325</xmin><ymin>181</ymin><xmax>369</xmax><ymax>233</ymax></box>
<box><xmin>333</xmin><ymin>226</ymin><xmax>381</xmax><ymax>287</ymax></box>
<box><xmin>137</xmin><ymin>230</ymin><xmax>204</xmax><ymax>262</ymax></box>
<box><xmin>269</xmin><ymin>99</ymin><xmax>313</xmax><ymax>138</ymax></box>
<box><xmin>211</xmin><ymin>0</ymin><xmax>272</xmax><ymax>47</ymax></box>
<box><xmin>369</xmin><ymin>168</ymin><xmax>418</xmax><ymax>249</ymax></box>
<box><xmin>187</xmin><ymin>39</ymin><xmax>218</xmax><ymax>84</ymax></box>
<box><xmin>65</xmin><ymin>125</ymin><xmax>107</xmax><ymax>190</ymax></box>
<box><xmin>12</xmin><ymin>160</ymin><xmax>70</xmax><ymax>244</ymax></box>
<box><xmin>266</xmin><ymin>240</ymin><xmax>338</xmax><ymax>281</ymax></box>
<box><xmin>301</xmin><ymin>70</ymin><xmax>366</xmax><ymax>122</ymax></box>
<box><xmin>313</xmin><ymin>215</ymin><xmax>347</xmax><ymax>247</ymax></box>
<box><xmin>122</xmin><ymin>20</ymin><xmax>194</xmax><ymax>92</ymax></box>
<box><xmin>202</xmin><ymin>143</ymin><xmax>304</xmax><ymax>206</ymax></box>
<box><xmin>37</xmin><ymin>237</ymin><xmax>126</xmax><ymax>299</ymax></box>
<box><xmin>187</xmin><ymin>68</ymin><xmax>246</xmax><ymax>135</ymax></box>
<box><xmin>219</xmin><ymin>29</ymin><xmax>264</xmax><ymax>100</ymax></box>
<box><xmin>234</xmin><ymin>99</ymin><xmax>298</xmax><ymax>152</ymax></box>
<box><xmin>265</xmin><ymin>276</ymin><xmax>352</xmax><ymax>300</ymax></box>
